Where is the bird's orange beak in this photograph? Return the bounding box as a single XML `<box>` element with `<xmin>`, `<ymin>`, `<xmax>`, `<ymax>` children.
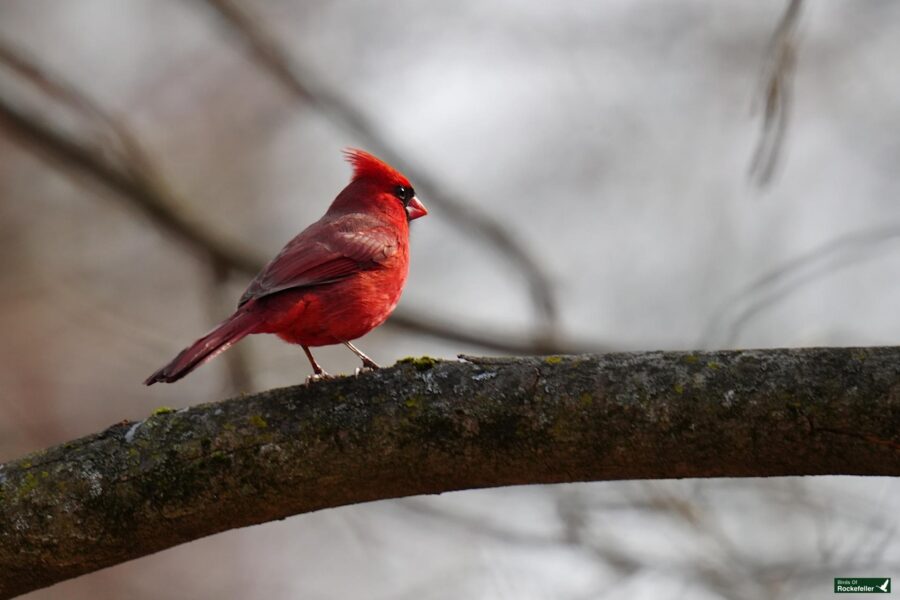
<box><xmin>406</xmin><ymin>196</ymin><xmax>428</xmax><ymax>220</ymax></box>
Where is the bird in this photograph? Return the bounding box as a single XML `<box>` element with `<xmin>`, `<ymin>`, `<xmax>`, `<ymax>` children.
<box><xmin>144</xmin><ymin>149</ymin><xmax>427</xmax><ymax>385</ymax></box>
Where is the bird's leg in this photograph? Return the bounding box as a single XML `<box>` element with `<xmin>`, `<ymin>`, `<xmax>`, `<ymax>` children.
<box><xmin>302</xmin><ymin>345</ymin><xmax>329</xmax><ymax>383</ymax></box>
<box><xmin>343</xmin><ymin>341</ymin><xmax>380</xmax><ymax>370</ymax></box>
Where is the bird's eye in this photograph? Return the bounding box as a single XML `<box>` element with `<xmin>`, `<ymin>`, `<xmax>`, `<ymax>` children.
<box><xmin>394</xmin><ymin>185</ymin><xmax>413</xmax><ymax>204</ymax></box>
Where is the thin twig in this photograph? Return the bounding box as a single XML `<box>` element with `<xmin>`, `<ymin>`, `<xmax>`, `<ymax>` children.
<box><xmin>391</xmin><ymin>308</ymin><xmax>611</xmax><ymax>355</ymax></box>
<box><xmin>700</xmin><ymin>223</ymin><xmax>900</xmax><ymax>348</ymax></box>
<box><xmin>0</xmin><ymin>37</ymin><xmax>116</xmax><ymax>128</ymax></box>
<box><xmin>749</xmin><ymin>0</ymin><xmax>803</xmax><ymax>187</ymax></box>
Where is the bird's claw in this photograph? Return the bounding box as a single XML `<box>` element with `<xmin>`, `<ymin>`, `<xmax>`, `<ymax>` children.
<box><xmin>354</xmin><ymin>366</ymin><xmax>376</xmax><ymax>377</ymax></box>
<box><xmin>305</xmin><ymin>372</ymin><xmax>334</xmax><ymax>385</ymax></box>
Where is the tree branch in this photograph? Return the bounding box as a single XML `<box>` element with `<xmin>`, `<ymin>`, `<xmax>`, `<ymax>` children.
<box><xmin>3</xmin><ymin>347</ymin><xmax>900</xmax><ymax>598</ymax></box>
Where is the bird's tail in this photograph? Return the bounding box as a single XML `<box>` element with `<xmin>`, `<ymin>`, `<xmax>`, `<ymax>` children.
<box><xmin>144</xmin><ymin>309</ymin><xmax>258</xmax><ymax>385</ymax></box>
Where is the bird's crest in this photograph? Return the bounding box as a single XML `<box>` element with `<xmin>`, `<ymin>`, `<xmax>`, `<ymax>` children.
<box><xmin>343</xmin><ymin>148</ymin><xmax>408</xmax><ymax>185</ymax></box>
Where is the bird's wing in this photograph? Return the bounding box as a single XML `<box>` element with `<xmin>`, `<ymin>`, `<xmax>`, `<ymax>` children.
<box><xmin>238</xmin><ymin>215</ymin><xmax>399</xmax><ymax>306</ymax></box>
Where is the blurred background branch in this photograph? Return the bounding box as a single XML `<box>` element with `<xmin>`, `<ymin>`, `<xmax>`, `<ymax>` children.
<box><xmin>700</xmin><ymin>223</ymin><xmax>900</xmax><ymax>348</ymax></box>
<box><xmin>749</xmin><ymin>0</ymin><xmax>803</xmax><ymax>186</ymax></box>
<box><xmin>0</xmin><ymin>39</ymin><xmax>263</xmax><ymax>272</ymax></box>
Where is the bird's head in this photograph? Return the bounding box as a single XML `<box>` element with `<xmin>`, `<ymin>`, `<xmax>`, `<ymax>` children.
<box><xmin>338</xmin><ymin>148</ymin><xmax>428</xmax><ymax>221</ymax></box>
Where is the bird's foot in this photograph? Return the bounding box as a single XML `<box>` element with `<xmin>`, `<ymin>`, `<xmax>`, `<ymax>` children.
<box><xmin>361</xmin><ymin>357</ymin><xmax>380</xmax><ymax>370</ymax></box>
<box><xmin>305</xmin><ymin>371</ymin><xmax>334</xmax><ymax>385</ymax></box>
<box><xmin>354</xmin><ymin>365</ymin><xmax>377</xmax><ymax>377</ymax></box>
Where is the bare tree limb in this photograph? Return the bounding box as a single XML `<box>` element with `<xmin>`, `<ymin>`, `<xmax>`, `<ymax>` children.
<box><xmin>3</xmin><ymin>347</ymin><xmax>900</xmax><ymax>598</ymax></box>
<box><xmin>198</xmin><ymin>0</ymin><xmax>559</xmax><ymax>330</ymax></box>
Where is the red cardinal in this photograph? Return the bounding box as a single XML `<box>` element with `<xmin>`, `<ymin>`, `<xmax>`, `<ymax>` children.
<box><xmin>145</xmin><ymin>149</ymin><xmax>427</xmax><ymax>385</ymax></box>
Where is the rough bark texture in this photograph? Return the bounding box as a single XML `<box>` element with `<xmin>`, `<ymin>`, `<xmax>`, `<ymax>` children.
<box><xmin>2</xmin><ymin>348</ymin><xmax>900</xmax><ymax>598</ymax></box>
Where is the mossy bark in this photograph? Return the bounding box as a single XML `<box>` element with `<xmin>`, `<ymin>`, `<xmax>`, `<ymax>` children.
<box><xmin>2</xmin><ymin>348</ymin><xmax>900</xmax><ymax>598</ymax></box>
